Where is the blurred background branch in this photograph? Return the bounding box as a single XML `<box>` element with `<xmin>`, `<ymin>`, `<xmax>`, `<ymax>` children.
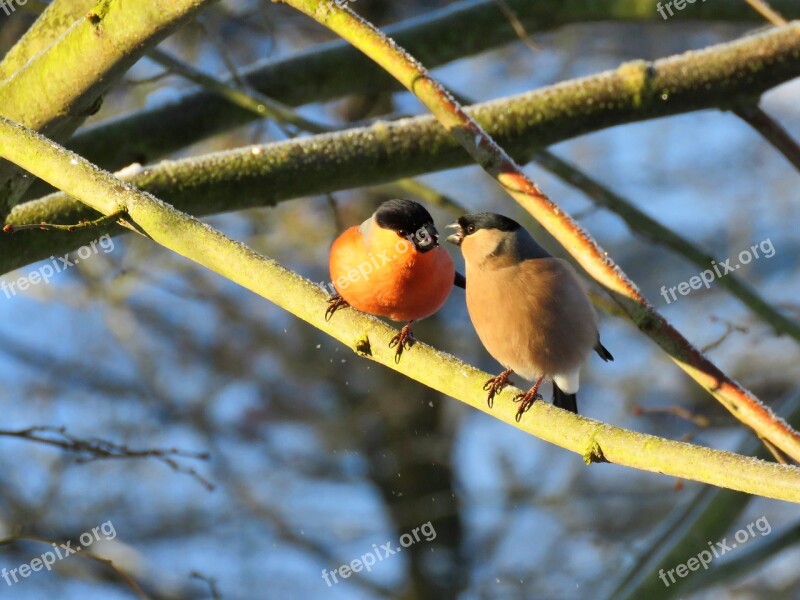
<box><xmin>4</xmin><ymin>24</ymin><xmax>800</xmax><ymax>274</ymax></box>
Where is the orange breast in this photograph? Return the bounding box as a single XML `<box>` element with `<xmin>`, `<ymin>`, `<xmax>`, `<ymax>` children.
<box><xmin>329</xmin><ymin>225</ymin><xmax>455</xmax><ymax>322</ymax></box>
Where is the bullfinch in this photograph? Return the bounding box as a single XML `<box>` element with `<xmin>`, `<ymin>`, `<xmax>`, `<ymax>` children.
<box><xmin>446</xmin><ymin>212</ymin><xmax>613</xmax><ymax>419</ymax></box>
<box><xmin>326</xmin><ymin>199</ymin><xmax>459</xmax><ymax>361</ymax></box>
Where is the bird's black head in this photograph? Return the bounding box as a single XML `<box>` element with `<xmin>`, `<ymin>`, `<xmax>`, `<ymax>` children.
<box><xmin>374</xmin><ymin>199</ymin><xmax>439</xmax><ymax>253</ymax></box>
<box><xmin>445</xmin><ymin>212</ymin><xmax>521</xmax><ymax>246</ymax></box>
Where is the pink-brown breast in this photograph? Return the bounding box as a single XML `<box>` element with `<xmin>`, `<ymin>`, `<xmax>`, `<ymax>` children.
<box><xmin>465</xmin><ymin>257</ymin><xmax>597</xmax><ymax>381</ymax></box>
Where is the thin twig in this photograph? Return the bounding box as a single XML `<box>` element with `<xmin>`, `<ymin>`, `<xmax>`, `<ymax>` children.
<box><xmin>2</xmin><ymin>209</ymin><xmax>126</xmax><ymax>233</ymax></box>
<box><xmin>196</xmin><ymin>17</ymin><xmax>248</xmax><ymax>88</ymax></box>
<box><xmin>734</xmin><ymin>104</ymin><xmax>800</xmax><ymax>172</ymax></box>
<box><xmin>126</xmin><ymin>70</ymin><xmax>172</xmax><ymax>86</ymax></box>
<box><xmin>0</xmin><ymin>426</ymin><xmax>213</xmax><ymax>490</ymax></box>
<box><xmin>325</xmin><ymin>193</ymin><xmax>345</xmax><ymax>233</ymax></box>
<box><xmin>0</xmin><ymin>534</ymin><xmax>151</xmax><ymax>599</ymax></box>
<box><xmin>191</xmin><ymin>571</ymin><xmax>223</xmax><ymax>600</ymax></box>
<box><xmin>745</xmin><ymin>0</ymin><xmax>788</xmax><ymax>25</ymax></box>
<box><xmin>701</xmin><ymin>316</ymin><xmax>749</xmax><ymax>353</ymax></box>
<box><xmin>632</xmin><ymin>406</ymin><xmax>711</xmax><ymax>428</ymax></box>
<box><xmin>147</xmin><ymin>48</ymin><xmax>331</xmax><ymax>134</ymax></box>
<box><xmin>493</xmin><ymin>0</ymin><xmax>541</xmax><ymax>52</ymax></box>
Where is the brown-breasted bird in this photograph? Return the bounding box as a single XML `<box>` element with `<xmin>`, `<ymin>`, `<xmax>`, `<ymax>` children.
<box><xmin>326</xmin><ymin>199</ymin><xmax>459</xmax><ymax>361</ymax></box>
<box><xmin>446</xmin><ymin>212</ymin><xmax>613</xmax><ymax>419</ymax></box>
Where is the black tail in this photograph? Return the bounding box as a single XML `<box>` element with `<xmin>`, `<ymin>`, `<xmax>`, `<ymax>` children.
<box><xmin>553</xmin><ymin>383</ymin><xmax>578</xmax><ymax>414</ymax></box>
<box><xmin>594</xmin><ymin>340</ymin><xmax>614</xmax><ymax>362</ymax></box>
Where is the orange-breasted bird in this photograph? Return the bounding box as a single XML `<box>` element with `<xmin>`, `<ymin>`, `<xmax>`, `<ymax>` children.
<box><xmin>447</xmin><ymin>212</ymin><xmax>613</xmax><ymax>419</ymax></box>
<box><xmin>326</xmin><ymin>199</ymin><xmax>460</xmax><ymax>361</ymax></box>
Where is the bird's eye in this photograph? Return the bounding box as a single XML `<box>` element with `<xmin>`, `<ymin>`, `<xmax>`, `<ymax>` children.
<box><xmin>466</xmin><ymin>224</ymin><xmax>476</xmax><ymax>234</ymax></box>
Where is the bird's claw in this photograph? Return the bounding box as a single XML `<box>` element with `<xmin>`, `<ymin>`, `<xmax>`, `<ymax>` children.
<box><xmin>388</xmin><ymin>323</ymin><xmax>415</xmax><ymax>363</ymax></box>
<box><xmin>483</xmin><ymin>370</ymin><xmax>513</xmax><ymax>409</ymax></box>
<box><xmin>512</xmin><ymin>376</ymin><xmax>545</xmax><ymax>421</ymax></box>
<box><xmin>513</xmin><ymin>390</ymin><xmax>543</xmax><ymax>422</ymax></box>
<box><xmin>325</xmin><ymin>295</ymin><xmax>349</xmax><ymax>321</ymax></box>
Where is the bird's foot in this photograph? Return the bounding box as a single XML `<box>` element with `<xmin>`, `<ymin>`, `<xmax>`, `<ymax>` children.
<box><xmin>325</xmin><ymin>294</ymin><xmax>349</xmax><ymax>321</ymax></box>
<box><xmin>388</xmin><ymin>321</ymin><xmax>415</xmax><ymax>363</ymax></box>
<box><xmin>513</xmin><ymin>376</ymin><xmax>545</xmax><ymax>422</ymax></box>
<box><xmin>482</xmin><ymin>369</ymin><xmax>514</xmax><ymax>409</ymax></box>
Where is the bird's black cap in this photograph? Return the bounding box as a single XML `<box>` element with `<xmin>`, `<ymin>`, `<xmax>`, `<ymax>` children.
<box><xmin>457</xmin><ymin>212</ymin><xmax>521</xmax><ymax>234</ymax></box>
<box><xmin>374</xmin><ymin>199</ymin><xmax>439</xmax><ymax>252</ymax></box>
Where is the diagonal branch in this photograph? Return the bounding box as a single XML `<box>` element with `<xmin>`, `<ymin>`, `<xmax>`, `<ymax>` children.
<box><xmin>734</xmin><ymin>104</ymin><xmax>800</xmax><ymax>172</ymax></box>
<box><xmin>278</xmin><ymin>0</ymin><xmax>800</xmax><ymax>462</ymax></box>
<box><xmin>2</xmin><ymin>116</ymin><xmax>800</xmax><ymax>501</ymax></box>
<box><xmin>0</xmin><ymin>0</ymin><xmax>95</xmax><ymax>82</ymax></box>
<box><xmin>745</xmin><ymin>0</ymin><xmax>788</xmax><ymax>25</ymax></box>
<box><xmin>531</xmin><ymin>149</ymin><xmax>800</xmax><ymax>341</ymax></box>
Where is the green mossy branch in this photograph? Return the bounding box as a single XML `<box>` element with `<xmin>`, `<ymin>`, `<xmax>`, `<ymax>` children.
<box><xmin>2</xmin><ymin>115</ymin><xmax>800</xmax><ymax>502</ymax></box>
<box><xmin>279</xmin><ymin>0</ymin><xmax>800</xmax><ymax>462</ymax></box>
<box><xmin>0</xmin><ymin>0</ymin><xmax>220</xmax><ymax>216</ymax></box>
<box><xmin>5</xmin><ymin>23</ymin><xmax>800</xmax><ymax>274</ymax></box>
<box><xmin>54</xmin><ymin>0</ymin><xmax>800</xmax><ymax>175</ymax></box>
<box><xmin>0</xmin><ymin>0</ymin><xmax>96</xmax><ymax>82</ymax></box>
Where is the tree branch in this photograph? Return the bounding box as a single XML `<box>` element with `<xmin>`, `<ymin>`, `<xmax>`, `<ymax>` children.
<box><xmin>0</xmin><ymin>425</ymin><xmax>213</xmax><ymax>489</ymax></box>
<box><xmin>2</xmin><ymin>117</ymin><xmax>800</xmax><ymax>502</ymax></box>
<box><xmin>0</xmin><ymin>0</ymin><xmax>95</xmax><ymax>82</ymax></box>
<box><xmin>5</xmin><ymin>23</ymin><xmax>800</xmax><ymax>273</ymax></box>
<box><xmin>531</xmin><ymin>149</ymin><xmax>800</xmax><ymax>342</ymax></box>
<box><xmin>0</xmin><ymin>0</ymin><xmax>220</xmax><ymax>216</ymax></box>
<box><xmin>745</xmin><ymin>0</ymin><xmax>788</xmax><ymax>26</ymax></box>
<box><xmin>278</xmin><ymin>0</ymin><xmax>800</xmax><ymax>462</ymax></box>
<box><xmin>734</xmin><ymin>104</ymin><xmax>800</xmax><ymax>172</ymax></box>
<box><xmin>57</xmin><ymin>0</ymin><xmax>800</xmax><ymax>175</ymax></box>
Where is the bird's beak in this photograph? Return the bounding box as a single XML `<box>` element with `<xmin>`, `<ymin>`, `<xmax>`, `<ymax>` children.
<box><xmin>445</xmin><ymin>222</ymin><xmax>463</xmax><ymax>246</ymax></box>
<box><xmin>413</xmin><ymin>223</ymin><xmax>439</xmax><ymax>253</ymax></box>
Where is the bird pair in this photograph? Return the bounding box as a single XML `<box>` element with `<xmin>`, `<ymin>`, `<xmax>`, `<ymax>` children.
<box><xmin>326</xmin><ymin>199</ymin><xmax>612</xmax><ymax>419</ymax></box>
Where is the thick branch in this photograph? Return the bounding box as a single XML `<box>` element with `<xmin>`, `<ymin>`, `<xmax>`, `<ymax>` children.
<box><xmin>5</xmin><ymin>23</ymin><xmax>800</xmax><ymax>273</ymax></box>
<box><xmin>59</xmin><ymin>0</ymin><xmax>800</xmax><ymax>174</ymax></box>
<box><xmin>0</xmin><ymin>0</ymin><xmax>95</xmax><ymax>82</ymax></box>
<box><xmin>2</xmin><ymin>118</ymin><xmax>800</xmax><ymax>502</ymax></box>
<box><xmin>0</xmin><ymin>0</ymin><xmax>219</xmax><ymax>216</ymax></box>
